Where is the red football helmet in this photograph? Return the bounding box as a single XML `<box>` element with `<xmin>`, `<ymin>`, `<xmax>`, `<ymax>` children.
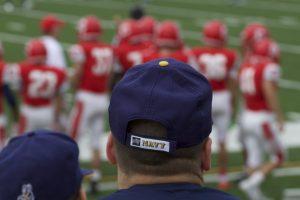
<box><xmin>203</xmin><ymin>20</ymin><xmax>227</xmax><ymax>47</ymax></box>
<box><xmin>154</xmin><ymin>20</ymin><xmax>183</xmax><ymax>48</ymax></box>
<box><xmin>40</xmin><ymin>14</ymin><xmax>64</xmax><ymax>34</ymax></box>
<box><xmin>77</xmin><ymin>16</ymin><xmax>102</xmax><ymax>41</ymax></box>
<box><xmin>25</xmin><ymin>39</ymin><xmax>47</xmax><ymax>59</ymax></box>
<box><xmin>253</xmin><ymin>38</ymin><xmax>280</xmax><ymax>63</ymax></box>
<box><xmin>138</xmin><ymin>16</ymin><xmax>156</xmax><ymax>42</ymax></box>
<box><xmin>116</xmin><ymin>19</ymin><xmax>138</xmax><ymax>45</ymax></box>
<box><xmin>241</xmin><ymin>23</ymin><xmax>270</xmax><ymax>51</ymax></box>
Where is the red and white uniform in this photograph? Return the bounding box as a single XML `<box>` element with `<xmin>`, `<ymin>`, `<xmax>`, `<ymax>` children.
<box><xmin>6</xmin><ymin>63</ymin><xmax>66</xmax><ymax>134</ymax></box>
<box><xmin>69</xmin><ymin>41</ymin><xmax>113</xmax><ymax>149</ymax></box>
<box><xmin>192</xmin><ymin>47</ymin><xmax>238</xmax><ymax>142</ymax></box>
<box><xmin>239</xmin><ymin>56</ymin><xmax>285</xmax><ymax>168</ymax></box>
<box><xmin>40</xmin><ymin>15</ymin><xmax>66</xmax><ymax>69</ymax></box>
<box><xmin>114</xmin><ymin>17</ymin><xmax>156</xmax><ymax>73</ymax></box>
<box><xmin>114</xmin><ymin>42</ymin><xmax>154</xmax><ymax>73</ymax></box>
<box><xmin>143</xmin><ymin>47</ymin><xmax>198</xmax><ymax>69</ymax></box>
<box><xmin>240</xmin><ymin>23</ymin><xmax>269</xmax><ymax>58</ymax></box>
<box><xmin>0</xmin><ymin>60</ymin><xmax>7</xmax><ymax>149</ymax></box>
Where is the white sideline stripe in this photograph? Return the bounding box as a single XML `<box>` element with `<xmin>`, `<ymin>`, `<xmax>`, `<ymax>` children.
<box><xmin>0</xmin><ymin>8</ymin><xmax>115</xmax><ymax>29</ymax></box>
<box><xmin>1</xmin><ymin>31</ymin><xmax>300</xmax><ymax>92</ymax></box>
<box><xmin>0</xmin><ymin>32</ymin><xmax>72</xmax><ymax>49</ymax></box>
<box><xmin>287</xmin><ymin>112</ymin><xmax>300</xmax><ymax>121</ymax></box>
<box><xmin>6</xmin><ymin>22</ymin><xmax>26</xmax><ymax>32</ymax></box>
<box><xmin>273</xmin><ymin>167</ymin><xmax>300</xmax><ymax>177</ymax></box>
<box><xmin>284</xmin><ymin>188</ymin><xmax>300</xmax><ymax>198</ymax></box>
<box><xmin>94</xmin><ymin>167</ymin><xmax>300</xmax><ymax>192</ymax></box>
<box><xmin>279</xmin><ymin>79</ymin><xmax>300</xmax><ymax>91</ymax></box>
<box><xmin>149</xmin><ymin>0</ymin><xmax>300</xmax><ymax>13</ymax></box>
<box><xmin>35</xmin><ymin>0</ymin><xmax>300</xmax><ymax>30</ymax></box>
<box><xmin>2</xmin><ymin>8</ymin><xmax>300</xmax><ymax>55</ymax></box>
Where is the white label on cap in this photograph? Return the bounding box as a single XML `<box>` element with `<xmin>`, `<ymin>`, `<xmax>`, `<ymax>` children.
<box><xmin>130</xmin><ymin>135</ymin><xmax>170</xmax><ymax>152</ymax></box>
<box><xmin>18</xmin><ymin>184</ymin><xmax>35</xmax><ymax>200</ymax></box>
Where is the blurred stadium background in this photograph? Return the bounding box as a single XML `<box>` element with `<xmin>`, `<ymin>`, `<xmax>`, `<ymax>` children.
<box><xmin>1</xmin><ymin>0</ymin><xmax>300</xmax><ymax>199</ymax></box>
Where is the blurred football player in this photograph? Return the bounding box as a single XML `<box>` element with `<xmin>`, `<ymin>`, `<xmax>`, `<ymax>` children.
<box><xmin>143</xmin><ymin>20</ymin><xmax>198</xmax><ymax>68</ymax></box>
<box><xmin>110</xmin><ymin>16</ymin><xmax>156</xmax><ymax>90</ymax></box>
<box><xmin>68</xmin><ymin>16</ymin><xmax>114</xmax><ymax>194</ymax></box>
<box><xmin>40</xmin><ymin>14</ymin><xmax>67</xmax><ymax>69</ymax></box>
<box><xmin>0</xmin><ymin>42</ymin><xmax>18</xmax><ymax>150</ymax></box>
<box><xmin>238</xmin><ymin>38</ymin><xmax>284</xmax><ymax>200</ymax></box>
<box><xmin>240</xmin><ymin>23</ymin><xmax>269</xmax><ymax>58</ymax></box>
<box><xmin>4</xmin><ymin>39</ymin><xmax>67</xmax><ymax>134</ymax></box>
<box><xmin>191</xmin><ymin>20</ymin><xmax>239</xmax><ymax>190</ymax></box>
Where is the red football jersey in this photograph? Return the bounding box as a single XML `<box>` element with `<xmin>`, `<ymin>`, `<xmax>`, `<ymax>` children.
<box><xmin>115</xmin><ymin>42</ymin><xmax>155</xmax><ymax>73</ymax></box>
<box><xmin>192</xmin><ymin>47</ymin><xmax>238</xmax><ymax>91</ymax></box>
<box><xmin>143</xmin><ymin>47</ymin><xmax>198</xmax><ymax>67</ymax></box>
<box><xmin>0</xmin><ymin>60</ymin><xmax>5</xmax><ymax>114</ymax></box>
<box><xmin>70</xmin><ymin>41</ymin><xmax>114</xmax><ymax>93</ymax></box>
<box><xmin>239</xmin><ymin>56</ymin><xmax>280</xmax><ymax>111</ymax></box>
<box><xmin>15</xmin><ymin>63</ymin><xmax>66</xmax><ymax>107</ymax></box>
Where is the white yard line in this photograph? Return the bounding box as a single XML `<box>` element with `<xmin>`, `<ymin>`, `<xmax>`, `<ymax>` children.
<box><xmin>283</xmin><ymin>188</ymin><xmax>300</xmax><ymax>199</ymax></box>
<box><xmin>287</xmin><ymin>112</ymin><xmax>300</xmax><ymax>121</ymax></box>
<box><xmin>6</xmin><ymin>22</ymin><xmax>26</xmax><ymax>32</ymax></box>
<box><xmin>35</xmin><ymin>0</ymin><xmax>300</xmax><ymax>30</ymax></box>
<box><xmin>2</xmin><ymin>8</ymin><xmax>300</xmax><ymax>55</ymax></box>
<box><xmin>0</xmin><ymin>8</ymin><xmax>114</xmax><ymax>29</ymax></box>
<box><xmin>280</xmin><ymin>79</ymin><xmax>300</xmax><ymax>91</ymax></box>
<box><xmin>147</xmin><ymin>0</ymin><xmax>300</xmax><ymax>13</ymax></box>
<box><xmin>273</xmin><ymin>167</ymin><xmax>300</xmax><ymax>177</ymax></box>
<box><xmin>0</xmin><ymin>32</ymin><xmax>71</xmax><ymax>49</ymax></box>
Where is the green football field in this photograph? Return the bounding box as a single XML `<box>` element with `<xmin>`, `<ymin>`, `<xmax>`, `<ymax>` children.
<box><xmin>1</xmin><ymin>0</ymin><xmax>300</xmax><ymax>199</ymax></box>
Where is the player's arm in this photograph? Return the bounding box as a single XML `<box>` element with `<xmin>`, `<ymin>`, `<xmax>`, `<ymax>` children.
<box><xmin>53</xmin><ymin>75</ymin><xmax>69</xmax><ymax>131</ymax></box>
<box><xmin>3</xmin><ymin>63</ymin><xmax>22</xmax><ymax>90</ymax></box>
<box><xmin>3</xmin><ymin>84</ymin><xmax>19</xmax><ymax>122</ymax></box>
<box><xmin>227</xmin><ymin>53</ymin><xmax>241</xmax><ymax>120</ymax></box>
<box><xmin>108</xmin><ymin>51</ymin><xmax>125</xmax><ymax>92</ymax></box>
<box><xmin>2</xmin><ymin>63</ymin><xmax>22</xmax><ymax>123</ymax></box>
<box><xmin>187</xmin><ymin>51</ymin><xmax>200</xmax><ymax>72</ymax></box>
<box><xmin>109</xmin><ymin>69</ymin><xmax>123</xmax><ymax>92</ymax></box>
<box><xmin>68</xmin><ymin>45</ymin><xmax>85</xmax><ymax>91</ymax></box>
<box><xmin>262</xmin><ymin>63</ymin><xmax>284</xmax><ymax>131</ymax></box>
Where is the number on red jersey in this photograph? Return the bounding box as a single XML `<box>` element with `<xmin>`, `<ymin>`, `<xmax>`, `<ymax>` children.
<box><xmin>28</xmin><ymin>70</ymin><xmax>58</xmax><ymax>98</ymax></box>
<box><xmin>127</xmin><ymin>51</ymin><xmax>143</xmax><ymax>66</ymax></box>
<box><xmin>91</xmin><ymin>47</ymin><xmax>113</xmax><ymax>75</ymax></box>
<box><xmin>199</xmin><ymin>54</ymin><xmax>227</xmax><ymax>80</ymax></box>
<box><xmin>240</xmin><ymin>67</ymin><xmax>256</xmax><ymax>95</ymax></box>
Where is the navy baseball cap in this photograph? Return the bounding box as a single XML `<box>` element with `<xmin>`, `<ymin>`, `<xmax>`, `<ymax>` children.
<box><xmin>109</xmin><ymin>58</ymin><xmax>212</xmax><ymax>153</ymax></box>
<box><xmin>0</xmin><ymin>130</ymin><xmax>91</xmax><ymax>200</ymax></box>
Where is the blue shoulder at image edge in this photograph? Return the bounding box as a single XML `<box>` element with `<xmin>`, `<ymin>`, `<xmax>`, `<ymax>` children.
<box><xmin>99</xmin><ymin>187</ymin><xmax>240</xmax><ymax>200</ymax></box>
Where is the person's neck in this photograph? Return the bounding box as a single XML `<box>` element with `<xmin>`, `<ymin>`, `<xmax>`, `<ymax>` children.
<box><xmin>117</xmin><ymin>169</ymin><xmax>203</xmax><ymax>189</ymax></box>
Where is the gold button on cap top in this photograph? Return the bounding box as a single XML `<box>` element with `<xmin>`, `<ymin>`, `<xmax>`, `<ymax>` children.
<box><xmin>159</xmin><ymin>61</ymin><xmax>169</xmax><ymax>67</ymax></box>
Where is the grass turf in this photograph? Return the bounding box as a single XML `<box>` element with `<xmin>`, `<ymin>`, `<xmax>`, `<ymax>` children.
<box><xmin>1</xmin><ymin>0</ymin><xmax>300</xmax><ymax>199</ymax></box>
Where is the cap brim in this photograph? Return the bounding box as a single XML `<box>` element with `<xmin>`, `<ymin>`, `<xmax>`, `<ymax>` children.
<box><xmin>81</xmin><ymin>169</ymin><xmax>93</xmax><ymax>176</ymax></box>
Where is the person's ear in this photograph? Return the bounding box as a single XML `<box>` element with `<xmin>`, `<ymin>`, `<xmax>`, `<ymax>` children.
<box><xmin>106</xmin><ymin>133</ymin><xmax>117</xmax><ymax>165</ymax></box>
<box><xmin>200</xmin><ymin>137</ymin><xmax>212</xmax><ymax>172</ymax></box>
